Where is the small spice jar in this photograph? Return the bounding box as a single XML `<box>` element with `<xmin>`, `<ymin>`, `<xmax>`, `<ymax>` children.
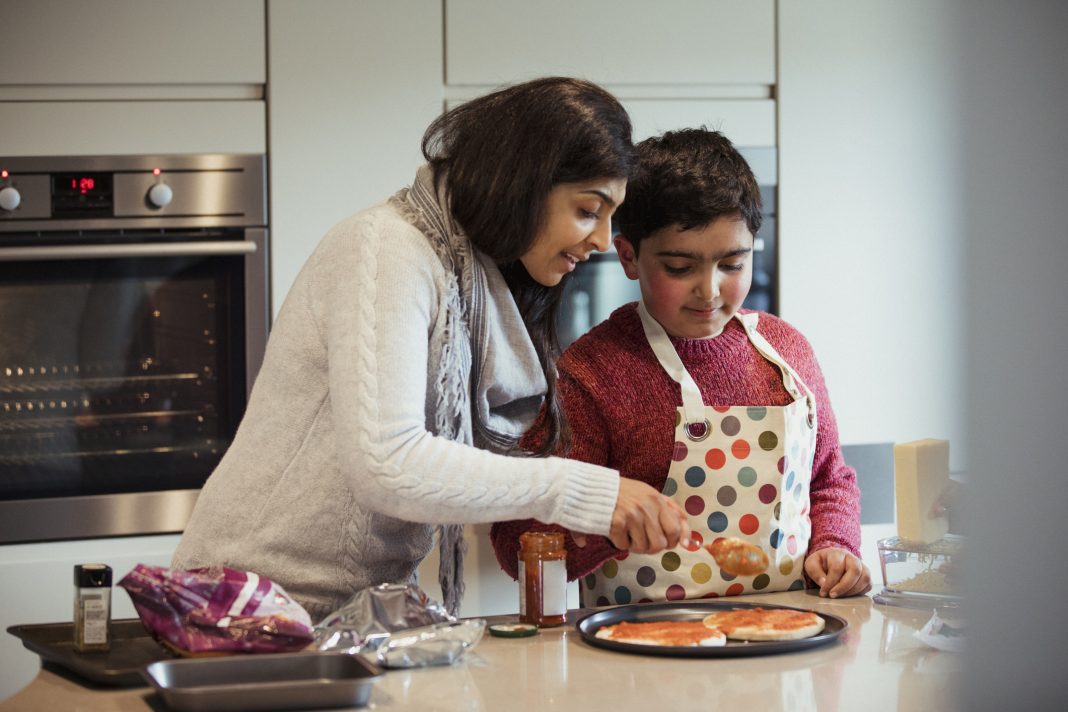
<box><xmin>73</xmin><ymin>563</ymin><xmax>112</xmax><ymax>652</ymax></box>
<box><xmin>518</xmin><ymin>531</ymin><xmax>567</xmax><ymax>627</ymax></box>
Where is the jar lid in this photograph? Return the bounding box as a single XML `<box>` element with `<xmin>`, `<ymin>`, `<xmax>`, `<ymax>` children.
<box><xmin>518</xmin><ymin>531</ymin><xmax>565</xmax><ymax>553</ymax></box>
<box><xmin>74</xmin><ymin>563</ymin><xmax>112</xmax><ymax>587</ymax></box>
<box><xmin>488</xmin><ymin>623</ymin><xmax>538</xmax><ymax>638</ymax></box>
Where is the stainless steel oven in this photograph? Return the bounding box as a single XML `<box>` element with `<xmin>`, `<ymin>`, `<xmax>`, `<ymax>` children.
<box><xmin>0</xmin><ymin>154</ymin><xmax>268</xmax><ymax>543</ymax></box>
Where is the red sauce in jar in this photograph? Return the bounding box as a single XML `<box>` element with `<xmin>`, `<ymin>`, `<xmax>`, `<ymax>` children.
<box><xmin>518</xmin><ymin>531</ymin><xmax>567</xmax><ymax>627</ymax></box>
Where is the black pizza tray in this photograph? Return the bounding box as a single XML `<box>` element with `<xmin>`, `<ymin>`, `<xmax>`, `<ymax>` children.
<box><xmin>576</xmin><ymin>600</ymin><xmax>847</xmax><ymax>658</ymax></box>
<box><xmin>7</xmin><ymin>618</ymin><xmax>171</xmax><ymax>686</ymax></box>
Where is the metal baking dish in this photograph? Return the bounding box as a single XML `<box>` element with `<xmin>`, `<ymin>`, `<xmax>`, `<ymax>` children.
<box><xmin>142</xmin><ymin>651</ymin><xmax>383</xmax><ymax>712</ymax></box>
<box><xmin>7</xmin><ymin>618</ymin><xmax>168</xmax><ymax>686</ymax></box>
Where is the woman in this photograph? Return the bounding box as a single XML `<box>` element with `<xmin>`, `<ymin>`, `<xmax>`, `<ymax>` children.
<box><xmin>173</xmin><ymin>77</ymin><xmax>690</xmax><ymax>620</ymax></box>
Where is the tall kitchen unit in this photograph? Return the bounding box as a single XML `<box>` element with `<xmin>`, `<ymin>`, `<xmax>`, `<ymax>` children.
<box><xmin>0</xmin><ymin>1</ymin><xmax>267</xmax><ymax>700</ymax></box>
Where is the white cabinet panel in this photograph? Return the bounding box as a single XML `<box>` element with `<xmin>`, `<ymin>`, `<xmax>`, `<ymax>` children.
<box><xmin>0</xmin><ymin>101</ymin><xmax>266</xmax><ymax>157</ymax></box>
<box><xmin>267</xmin><ymin>0</ymin><xmax>443</xmax><ymax>313</ymax></box>
<box><xmin>0</xmin><ymin>0</ymin><xmax>264</xmax><ymax>85</ymax></box>
<box><xmin>625</xmin><ymin>98</ymin><xmax>775</xmax><ymax>146</ymax></box>
<box><xmin>445</xmin><ymin>0</ymin><xmax>774</xmax><ymax>86</ymax></box>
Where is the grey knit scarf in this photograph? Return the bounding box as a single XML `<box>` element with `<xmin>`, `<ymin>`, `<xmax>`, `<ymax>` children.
<box><xmin>389</xmin><ymin>165</ymin><xmax>546</xmax><ymax>615</ymax></box>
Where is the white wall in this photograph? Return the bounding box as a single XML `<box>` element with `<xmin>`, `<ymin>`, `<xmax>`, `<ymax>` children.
<box><xmin>778</xmin><ymin>1</ymin><xmax>967</xmax><ymax>468</ymax></box>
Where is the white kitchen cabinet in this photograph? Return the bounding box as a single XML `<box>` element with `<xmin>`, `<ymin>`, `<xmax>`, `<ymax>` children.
<box><xmin>0</xmin><ymin>101</ymin><xmax>265</xmax><ymax>157</ymax></box>
<box><xmin>445</xmin><ymin>0</ymin><xmax>775</xmax><ymax>87</ymax></box>
<box><xmin>0</xmin><ymin>0</ymin><xmax>264</xmax><ymax>86</ymax></box>
<box><xmin>266</xmin><ymin>0</ymin><xmax>443</xmax><ymax>314</ymax></box>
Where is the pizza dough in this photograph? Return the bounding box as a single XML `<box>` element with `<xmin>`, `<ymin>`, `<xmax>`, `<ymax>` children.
<box><xmin>595</xmin><ymin>620</ymin><xmax>727</xmax><ymax>647</ymax></box>
<box><xmin>701</xmin><ymin>607</ymin><xmax>825</xmax><ymax>641</ymax></box>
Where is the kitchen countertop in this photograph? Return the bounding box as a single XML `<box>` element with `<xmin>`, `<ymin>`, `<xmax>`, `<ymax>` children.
<box><xmin>0</xmin><ymin>590</ymin><xmax>961</xmax><ymax>711</ymax></box>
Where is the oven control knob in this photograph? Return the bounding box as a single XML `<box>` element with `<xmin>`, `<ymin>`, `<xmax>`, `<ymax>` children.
<box><xmin>0</xmin><ymin>186</ymin><xmax>21</xmax><ymax>212</ymax></box>
<box><xmin>147</xmin><ymin>183</ymin><xmax>173</xmax><ymax>208</ymax></box>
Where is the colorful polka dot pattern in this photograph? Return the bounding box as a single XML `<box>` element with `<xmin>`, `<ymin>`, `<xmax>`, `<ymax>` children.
<box><xmin>585</xmin><ymin>398</ymin><xmax>816</xmax><ymax>604</ymax></box>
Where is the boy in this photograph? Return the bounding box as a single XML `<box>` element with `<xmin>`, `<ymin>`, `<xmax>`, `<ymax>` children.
<box><xmin>491</xmin><ymin>128</ymin><xmax>869</xmax><ymax>603</ymax></box>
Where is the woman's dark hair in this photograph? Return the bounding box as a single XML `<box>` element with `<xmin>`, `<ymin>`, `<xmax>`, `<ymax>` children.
<box><xmin>422</xmin><ymin>77</ymin><xmax>633</xmax><ymax>456</ymax></box>
<box><xmin>615</xmin><ymin>128</ymin><xmax>762</xmax><ymax>253</ymax></box>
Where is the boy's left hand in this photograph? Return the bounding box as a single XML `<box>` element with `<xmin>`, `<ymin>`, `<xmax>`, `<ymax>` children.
<box><xmin>804</xmin><ymin>548</ymin><xmax>871</xmax><ymax>598</ymax></box>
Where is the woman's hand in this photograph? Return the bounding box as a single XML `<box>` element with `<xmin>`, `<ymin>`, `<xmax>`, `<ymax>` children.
<box><xmin>607</xmin><ymin>479</ymin><xmax>692</xmax><ymax>554</ymax></box>
<box><xmin>804</xmin><ymin>547</ymin><xmax>871</xmax><ymax>598</ymax></box>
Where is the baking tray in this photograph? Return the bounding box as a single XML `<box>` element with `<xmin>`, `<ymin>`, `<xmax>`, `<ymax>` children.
<box><xmin>576</xmin><ymin>601</ymin><xmax>847</xmax><ymax>657</ymax></box>
<box><xmin>143</xmin><ymin>651</ymin><xmax>383</xmax><ymax>712</ymax></box>
<box><xmin>7</xmin><ymin>618</ymin><xmax>170</xmax><ymax>686</ymax></box>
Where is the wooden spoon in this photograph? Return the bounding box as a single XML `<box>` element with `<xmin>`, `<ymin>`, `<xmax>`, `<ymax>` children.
<box><xmin>705</xmin><ymin>537</ymin><xmax>769</xmax><ymax>576</ymax></box>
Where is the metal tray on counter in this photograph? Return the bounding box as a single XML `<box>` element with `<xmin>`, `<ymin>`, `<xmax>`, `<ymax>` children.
<box><xmin>576</xmin><ymin>600</ymin><xmax>848</xmax><ymax>658</ymax></box>
<box><xmin>143</xmin><ymin>651</ymin><xmax>383</xmax><ymax>712</ymax></box>
<box><xmin>7</xmin><ymin>618</ymin><xmax>170</xmax><ymax>686</ymax></box>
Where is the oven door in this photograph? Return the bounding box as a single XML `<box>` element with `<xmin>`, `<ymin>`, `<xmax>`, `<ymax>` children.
<box><xmin>0</xmin><ymin>230</ymin><xmax>266</xmax><ymax>543</ymax></box>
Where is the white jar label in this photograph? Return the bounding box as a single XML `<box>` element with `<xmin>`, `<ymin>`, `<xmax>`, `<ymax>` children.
<box><xmin>81</xmin><ymin>592</ymin><xmax>109</xmax><ymax>644</ymax></box>
<box><xmin>518</xmin><ymin>565</ymin><xmax>527</xmax><ymax>616</ymax></box>
<box><xmin>542</xmin><ymin>559</ymin><xmax>567</xmax><ymax>616</ymax></box>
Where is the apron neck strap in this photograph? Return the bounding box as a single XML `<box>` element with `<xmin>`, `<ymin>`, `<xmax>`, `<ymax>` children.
<box><xmin>637</xmin><ymin>303</ymin><xmax>817</xmax><ymax>434</ymax></box>
<box><xmin>736</xmin><ymin>313</ymin><xmax>812</xmax><ymax>401</ymax></box>
<box><xmin>636</xmin><ymin>300</ymin><xmax>708</xmax><ymax>432</ymax></box>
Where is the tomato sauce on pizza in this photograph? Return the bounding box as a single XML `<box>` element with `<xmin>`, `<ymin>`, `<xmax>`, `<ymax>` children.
<box><xmin>595</xmin><ymin>620</ymin><xmax>726</xmax><ymax>647</ymax></box>
<box><xmin>701</xmin><ymin>607</ymin><xmax>825</xmax><ymax>640</ymax></box>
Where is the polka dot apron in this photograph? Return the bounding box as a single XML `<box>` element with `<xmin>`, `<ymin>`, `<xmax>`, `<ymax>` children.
<box><xmin>582</xmin><ymin>303</ymin><xmax>818</xmax><ymax>606</ymax></box>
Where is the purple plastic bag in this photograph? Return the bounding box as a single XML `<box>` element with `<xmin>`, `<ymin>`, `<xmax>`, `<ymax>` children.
<box><xmin>118</xmin><ymin>564</ymin><xmax>313</xmax><ymax>655</ymax></box>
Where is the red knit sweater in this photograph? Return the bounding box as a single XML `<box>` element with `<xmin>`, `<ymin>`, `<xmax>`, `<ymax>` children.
<box><xmin>490</xmin><ymin>303</ymin><xmax>862</xmax><ymax>581</ymax></box>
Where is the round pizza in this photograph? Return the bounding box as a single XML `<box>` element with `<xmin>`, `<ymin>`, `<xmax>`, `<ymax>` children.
<box><xmin>595</xmin><ymin>620</ymin><xmax>727</xmax><ymax>647</ymax></box>
<box><xmin>701</xmin><ymin>607</ymin><xmax>825</xmax><ymax>641</ymax></box>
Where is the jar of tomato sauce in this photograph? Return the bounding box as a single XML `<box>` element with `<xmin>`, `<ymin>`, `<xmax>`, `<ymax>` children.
<box><xmin>518</xmin><ymin>531</ymin><xmax>567</xmax><ymax>627</ymax></box>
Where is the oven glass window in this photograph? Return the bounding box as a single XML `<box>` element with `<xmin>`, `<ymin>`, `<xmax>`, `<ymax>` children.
<box><xmin>0</xmin><ymin>251</ymin><xmax>246</xmax><ymax>500</ymax></box>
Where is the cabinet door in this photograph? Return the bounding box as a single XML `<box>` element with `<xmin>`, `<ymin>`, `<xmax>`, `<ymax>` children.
<box><xmin>0</xmin><ymin>0</ymin><xmax>264</xmax><ymax>85</ymax></box>
<box><xmin>0</xmin><ymin>101</ymin><xmax>265</xmax><ymax>156</ymax></box>
<box><xmin>445</xmin><ymin>0</ymin><xmax>774</xmax><ymax>86</ymax></box>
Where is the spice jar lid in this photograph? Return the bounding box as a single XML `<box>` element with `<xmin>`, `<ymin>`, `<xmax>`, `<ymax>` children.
<box><xmin>74</xmin><ymin>563</ymin><xmax>112</xmax><ymax>587</ymax></box>
<box><xmin>488</xmin><ymin>623</ymin><xmax>538</xmax><ymax>638</ymax></box>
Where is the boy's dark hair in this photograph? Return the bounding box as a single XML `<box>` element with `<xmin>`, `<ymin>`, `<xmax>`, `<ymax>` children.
<box><xmin>421</xmin><ymin>77</ymin><xmax>634</xmax><ymax>457</ymax></box>
<box><xmin>615</xmin><ymin>128</ymin><xmax>761</xmax><ymax>253</ymax></box>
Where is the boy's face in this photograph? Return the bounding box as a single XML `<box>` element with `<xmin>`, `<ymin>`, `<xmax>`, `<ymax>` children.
<box><xmin>615</xmin><ymin>216</ymin><xmax>753</xmax><ymax>339</ymax></box>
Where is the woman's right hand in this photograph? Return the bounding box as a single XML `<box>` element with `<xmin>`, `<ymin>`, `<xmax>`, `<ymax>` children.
<box><xmin>607</xmin><ymin>478</ymin><xmax>691</xmax><ymax>554</ymax></box>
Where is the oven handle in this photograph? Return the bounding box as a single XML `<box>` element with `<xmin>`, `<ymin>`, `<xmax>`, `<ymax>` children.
<box><xmin>0</xmin><ymin>240</ymin><xmax>257</xmax><ymax>261</ymax></box>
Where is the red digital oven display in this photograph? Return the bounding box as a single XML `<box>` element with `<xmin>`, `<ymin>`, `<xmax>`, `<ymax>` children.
<box><xmin>71</xmin><ymin>176</ymin><xmax>96</xmax><ymax>194</ymax></box>
<box><xmin>52</xmin><ymin>172</ymin><xmax>114</xmax><ymax>217</ymax></box>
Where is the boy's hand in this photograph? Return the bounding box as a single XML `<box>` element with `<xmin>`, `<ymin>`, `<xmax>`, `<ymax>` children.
<box><xmin>609</xmin><ymin>479</ymin><xmax>691</xmax><ymax>554</ymax></box>
<box><xmin>804</xmin><ymin>547</ymin><xmax>871</xmax><ymax>598</ymax></box>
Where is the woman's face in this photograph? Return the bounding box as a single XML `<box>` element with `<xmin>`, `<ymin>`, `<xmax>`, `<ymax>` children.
<box><xmin>520</xmin><ymin>177</ymin><xmax>627</xmax><ymax>287</ymax></box>
<box><xmin>616</xmin><ymin>216</ymin><xmax>754</xmax><ymax>339</ymax></box>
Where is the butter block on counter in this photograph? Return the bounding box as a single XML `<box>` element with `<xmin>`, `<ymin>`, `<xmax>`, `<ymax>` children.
<box><xmin>893</xmin><ymin>439</ymin><xmax>950</xmax><ymax>544</ymax></box>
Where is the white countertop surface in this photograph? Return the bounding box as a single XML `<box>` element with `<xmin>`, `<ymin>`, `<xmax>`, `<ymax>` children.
<box><xmin>0</xmin><ymin>590</ymin><xmax>962</xmax><ymax>711</ymax></box>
